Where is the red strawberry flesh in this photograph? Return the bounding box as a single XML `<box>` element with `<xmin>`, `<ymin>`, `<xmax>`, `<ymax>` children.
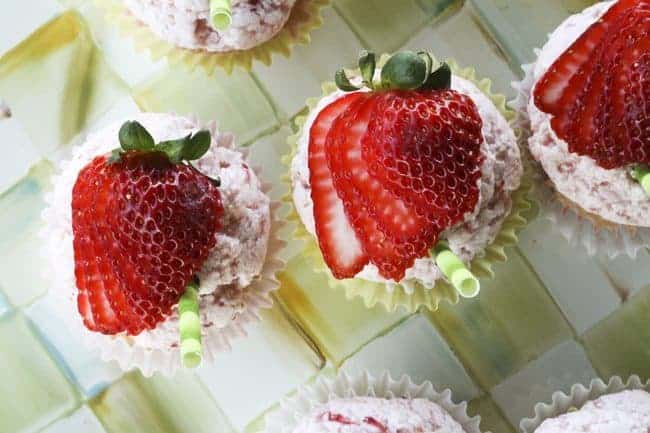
<box><xmin>72</xmin><ymin>152</ymin><xmax>223</xmax><ymax>335</ymax></box>
<box><xmin>534</xmin><ymin>0</ymin><xmax>650</xmax><ymax>169</ymax></box>
<box><xmin>309</xmin><ymin>93</ymin><xmax>369</xmax><ymax>279</ymax></box>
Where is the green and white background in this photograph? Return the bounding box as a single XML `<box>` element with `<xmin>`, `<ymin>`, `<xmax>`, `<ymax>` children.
<box><xmin>0</xmin><ymin>0</ymin><xmax>648</xmax><ymax>432</ymax></box>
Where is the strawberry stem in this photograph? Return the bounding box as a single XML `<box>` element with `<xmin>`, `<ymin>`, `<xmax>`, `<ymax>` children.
<box><xmin>210</xmin><ymin>0</ymin><xmax>231</xmax><ymax>30</ymax></box>
<box><xmin>632</xmin><ymin>165</ymin><xmax>650</xmax><ymax>197</ymax></box>
<box><xmin>430</xmin><ymin>242</ymin><xmax>480</xmax><ymax>298</ymax></box>
<box><xmin>179</xmin><ymin>279</ymin><xmax>202</xmax><ymax>368</ymax></box>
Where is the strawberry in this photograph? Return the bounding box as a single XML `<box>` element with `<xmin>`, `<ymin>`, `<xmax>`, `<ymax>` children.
<box><xmin>533</xmin><ymin>0</ymin><xmax>650</xmax><ymax>169</ymax></box>
<box><xmin>72</xmin><ymin>121</ymin><xmax>223</xmax><ymax>335</ymax></box>
<box><xmin>308</xmin><ymin>52</ymin><xmax>484</xmax><ymax>281</ymax></box>
<box><xmin>309</xmin><ymin>93</ymin><xmax>369</xmax><ymax>278</ymax></box>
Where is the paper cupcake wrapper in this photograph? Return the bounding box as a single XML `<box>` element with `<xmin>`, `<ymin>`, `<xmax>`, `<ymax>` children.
<box><xmin>283</xmin><ymin>56</ymin><xmax>532</xmax><ymax>312</ymax></box>
<box><xmin>41</xmin><ymin>117</ymin><xmax>286</xmax><ymax>377</ymax></box>
<box><xmin>519</xmin><ymin>375</ymin><xmax>650</xmax><ymax>433</ymax></box>
<box><xmin>264</xmin><ymin>370</ymin><xmax>485</xmax><ymax>433</ymax></box>
<box><xmin>94</xmin><ymin>0</ymin><xmax>330</xmax><ymax>74</ymax></box>
<box><xmin>511</xmin><ymin>58</ymin><xmax>650</xmax><ymax>258</ymax></box>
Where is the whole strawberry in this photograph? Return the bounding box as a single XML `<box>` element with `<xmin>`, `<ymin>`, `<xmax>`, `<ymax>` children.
<box><xmin>310</xmin><ymin>52</ymin><xmax>484</xmax><ymax>281</ymax></box>
<box><xmin>71</xmin><ymin>121</ymin><xmax>223</xmax><ymax>335</ymax></box>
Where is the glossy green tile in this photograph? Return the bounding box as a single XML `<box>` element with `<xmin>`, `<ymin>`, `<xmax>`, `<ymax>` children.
<box><xmin>41</xmin><ymin>406</ymin><xmax>106</xmax><ymax>433</ymax></box>
<box><xmin>253</xmin><ymin>7</ymin><xmax>364</xmax><ymax>118</ymax></box>
<box><xmin>470</xmin><ymin>0</ymin><xmax>600</xmax><ymax>69</ymax></box>
<box><xmin>277</xmin><ymin>254</ymin><xmax>410</xmax><ymax>366</ymax></box>
<box><xmin>76</xmin><ymin>1</ymin><xmax>167</xmax><ymax>87</ymax></box>
<box><xmin>582</xmin><ymin>286</ymin><xmax>650</xmax><ymax>380</ymax></box>
<box><xmin>342</xmin><ymin>314</ymin><xmax>481</xmax><ymax>402</ymax></box>
<box><xmin>468</xmin><ymin>395</ymin><xmax>515</xmax><ymax>433</ymax></box>
<box><xmin>403</xmin><ymin>2</ymin><xmax>517</xmax><ymax>98</ymax></box>
<box><xmin>599</xmin><ymin>251</ymin><xmax>650</xmax><ymax>301</ymax></box>
<box><xmin>196</xmin><ymin>303</ymin><xmax>322</xmax><ymax>432</ymax></box>
<box><xmin>429</xmin><ymin>248</ymin><xmax>573</xmax><ymax>390</ymax></box>
<box><xmin>133</xmin><ymin>68</ymin><xmax>279</xmax><ymax>145</ymax></box>
<box><xmin>0</xmin><ymin>112</ymin><xmax>41</xmax><ymax>193</ymax></box>
<box><xmin>416</xmin><ymin>0</ymin><xmax>460</xmax><ymax>15</ymax></box>
<box><xmin>0</xmin><ymin>11</ymin><xmax>129</xmax><ymax>154</ymax></box>
<box><xmin>91</xmin><ymin>371</ymin><xmax>234</xmax><ymax>433</ymax></box>
<box><xmin>0</xmin><ymin>0</ymin><xmax>63</xmax><ymax>56</ymax></box>
<box><xmin>491</xmin><ymin>339</ymin><xmax>597</xmax><ymax>426</ymax></box>
<box><xmin>519</xmin><ymin>217</ymin><xmax>620</xmax><ymax>334</ymax></box>
<box><xmin>0</xmin><ymin>161</ymin><xmax>53</xmax><ymax>306</ymax></box>
<box><xmin>333</xmin><ymin>0</ymin><xmax>433</xmax><ymax>53</ymax></box>
<box><xmin>0</xmin><ymin>313</ymin><xmax>77</xmax><ymax>433</ymax></box>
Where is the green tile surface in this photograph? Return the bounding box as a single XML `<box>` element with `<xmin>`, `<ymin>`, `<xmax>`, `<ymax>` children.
<box><xmin>1</xmin><ymin>1</ymin><xmax>648</xmax><ymax>432</ymax></box>
<box><xmin>0</xmin><ymin>313</ymin><xmax>77</xmax><ymax>433</ymax></box>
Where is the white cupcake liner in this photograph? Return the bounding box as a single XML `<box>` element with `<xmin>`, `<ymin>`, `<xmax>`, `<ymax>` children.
<box><xmin>40</xmin><ymin>116</ymin><xmax>286</xmax><ymax>377</ymax></box>
<box><xmin>511</xmin><ymin>58</ymin><xmax>650</xmax><ymax>259</ymax></box>
<box><xmin>264</xmin><ymin>370</ymin><xmax>485</xmax><ymax>433</ymax></box>
<box><xmin>519</xmin><ymin>375</ymin><xmax>650</xmax><ymax>433</ymax></box>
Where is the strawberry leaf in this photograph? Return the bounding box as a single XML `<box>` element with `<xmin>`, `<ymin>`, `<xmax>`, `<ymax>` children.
<box><xmin>422</xmin><ymin>62</ymin><xmax>451</xmax><ymax>90</ymax></box>
<box><xmin>335</xmin><ymin>69</ymin><xmax>361</xmax><ymax>92</ymax></box>
<box><xmin>157</xmin><ymin>135</ymin><xmax>191</xmax><ymax>164</ymax></box>
<box><xmin>380</xmin><ymin>51</ymin><xmax>428</xmax><ymax>90</ymax></box>
<box><xmin>358</xmin><ymin>51</ymin><xmax>376</xmax><ymax>89</ymax></box>
<box><xmin>119</xmin><ymin>121</ymin><xmax>155</xmax><ymax>151</ymax></box>
<box><xmin>183</xmin><ymin>130</ymin><xmax>211</xmax><ymax>160</ymax></box>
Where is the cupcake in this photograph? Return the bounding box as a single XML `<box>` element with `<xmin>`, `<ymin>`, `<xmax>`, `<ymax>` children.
<box><xmin>520</xmin><ymin>376</ymin><xmax>650</xmax><ymax>433</ymax></box>
<box><xmin>99</xmin><ymin>0</ymin><xmax>330</xmax><ymax>73</ymax></box>
<box><xmin>517</xmin><ymin>0</ymin><xmax>650</xmax><ymax>256</ymax></box>
<box><xmin>292</xmin><ymin>398</ymin><xmax>467</xmax><ymax>433</ymax></box>
<box><xmin>264</xmin><ymin>371</ymin><xmax>482</xmax><ymax>433</ymax></box>
<box><xmin>42</xmin><ymin>112</ymin><xmax>283</xmax><ymax>375</ymax></box>
<box><xmin>288</xmin><ymin>51</ymin><xmax>527</xmax><ymax>310</ymax></box>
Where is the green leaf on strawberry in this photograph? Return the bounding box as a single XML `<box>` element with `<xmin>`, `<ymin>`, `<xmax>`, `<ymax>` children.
<box><xmin>111</xmin><ymin>121</ymin><xmax>212</xmax><ymax>165</ymax></box>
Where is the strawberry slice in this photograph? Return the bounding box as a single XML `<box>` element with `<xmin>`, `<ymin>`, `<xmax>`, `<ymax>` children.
<box><xmin>534</xmin><ymin>0</ymin><xmax>639</xmax><ymax>113</ymax></box>
<box><xmin>326</xmin><ymin>95</ymin><xmax>417</xmax><ymax>280</ymax></box>
<box><xmin>363</xmin><ymin>90</ymin><xmax>483</xmax><ymax>232</ymax></box>
<box><xmin>309</xmin><ymin>93</ymin><xmax>368</xmax><ymax>279</ymax></box>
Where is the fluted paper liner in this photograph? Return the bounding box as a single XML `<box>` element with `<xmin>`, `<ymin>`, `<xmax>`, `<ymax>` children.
<box><xmin>41</xmin><ymin>117</ymin><xmax>286</xmax><ymax>377</ymax></box>
<box><xmin>264</xmin><ymin>370</ymin><xmax>486</xmax><ymax>433</ymax></box>
<box><xmin>512</xmin><ymin>57</ymin><xmax>650</xmax><ymax>258</ymax></box>
<box><xmin>520</xmin><ymin>375</ymin><xmax>650</xmax><ymax>433</ymax></box>
<box><xmin>283</xmin><ymin>56</ymin><xmax>532</xmax><ymax>312</ymax></box>
<box><xmin>94</xmin><ymin>0</ymin><xmax>330</xmax><ymax>74</ymax></box>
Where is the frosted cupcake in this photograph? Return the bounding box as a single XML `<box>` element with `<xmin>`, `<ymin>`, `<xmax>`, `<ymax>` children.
<box><xmin>265</xmin><ymin>371</ymin><xmax>482</xmax><ymax>433</ymax></box>
<box><xmin>42</xmin><ymin>113</ymin><xmax>282</xmax><ymax>375</ymax></box>
<box><xmin>289</xmin><ymin>51</ymin><xmax>528</xmax><ymax>310</ymax></box>
<box><xmin>517</xmin><ymin>0</ymin><xmax>650</xmax><ymax>256</ymax></box>
<box><xmin>292</xmin><ymin>398</ymin><xmax>467</xmax><ymax>433</ymax></box>
<box><xmin>100</xmin><ymin>0</ymin><xmax>330</xmax><ymax>73</ymax></box>
<box><xmin>520</xmin><ymin>376</ymin><xmax>650</xmax><ymax>433</ymax></box>
<box><xmin>533</xmin><ymin>390</ymin><xmax>650</xmax><ymax>433</ymax></box>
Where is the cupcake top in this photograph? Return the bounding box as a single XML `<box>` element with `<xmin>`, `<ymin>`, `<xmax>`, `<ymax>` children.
<box><xmin>291</xmin><ymin>51</ymin><xmax>521</xmax><ymax>291</ymax></box>
<box><xmin>534</xmin><ymin>390</ymin><xmax>650</xmax><ymax>433</ymax></box>
<box><xmin>43</xmin><ymin>113</ymin><xmax>270</xmax><ymax>360</ymax></box>
<box><xmin>292</xmin><ymin>397</ymin><xmax>466</xmax><ymax>433</ymax></box>
<box><xmin>528</xmin><ymin>0</ymin><xmax>650</xmax><ymax>226</ymax></box>
<box><xmin>123</xmin><ymin>0</ymin><xmax>297</xmax><ymax>52</ymax></box>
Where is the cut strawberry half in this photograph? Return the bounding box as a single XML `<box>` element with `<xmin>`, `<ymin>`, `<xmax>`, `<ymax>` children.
<box><xmin>309</xmin><ymin>93</ymin><xmax>369</xmax><ymax>279</ymax></box>
<box><xmin>534</xmin><ymin>0</ymin><xmax>650</xmax><ymax>169</ymax></box>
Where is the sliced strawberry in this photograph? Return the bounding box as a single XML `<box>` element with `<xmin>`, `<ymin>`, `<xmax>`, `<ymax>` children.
<box><xmin>309</xmin><ymin>93</ymin><xmax>369</xmax><ymax>279</ymax></box>
<box><xmin>534</xmin><ymin>0</ymin><xmax>650</xmax><ymax>169</ymax></box>
<box><xmin>72</xmin><ymin>141</ymin><xmax>223</xmax><ymax>336</ymax></box>
<box><xmin>327</xmin><ymin>94</ymin><xmax>427</xmax><ymax>280</ymax></box>
<box><xmin>363</xmin><ymin>90</ymin><xmax>483</xmax><ymax>232</ymax></box>
<box><xmin>534</xmin><ymin>0</ymin><xmax>640</xmax><ymax>113</ymax></box>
